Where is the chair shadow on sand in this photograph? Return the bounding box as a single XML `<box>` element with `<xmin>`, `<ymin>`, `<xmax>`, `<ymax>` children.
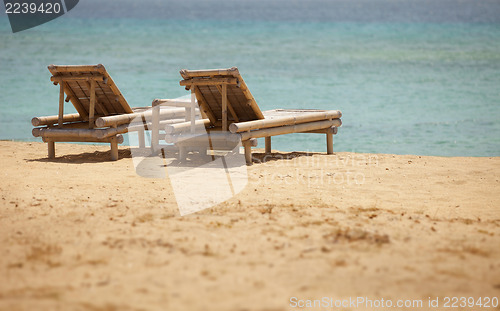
<box><xmin>27</xmin><ymin>149</ymin><xmax>133</xmax><ymax>164</ymax></box>
<box><xmin>27</xmin><ymin>147</ymin><xmax>321</xmax><ymax>170</ymax></box>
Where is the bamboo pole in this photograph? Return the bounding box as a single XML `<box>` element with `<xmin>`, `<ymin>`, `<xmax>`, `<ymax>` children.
<box><xmin>179</xmin><ymin>67</ymin><xmax>239</xmax><ymax>79</ymax></box>
<box><xmin>265</xmin><ymin>137</ymin><xmax>271</xmax><ymax>154</ymax></box>
<box><xmin>96</xmin><ymin>125</ymin><xmax>129</xmax><ymax>138</ymax></box>
<box><xmin>326</xmin><ymin>127</ymin><xmax>334</xmax><ymax>154</ymax></box>
<box><xmin>95</xmin><ymin>107</ymin><xmax>191</xmax><ymax>128</ymax></box>
<box><xmin>47</xmin><ymin>141</ymin><xmax>55</xmax><ymax>159</ymax></box>
<box><xmin>239</xmin><ymin>119</ymin><xmax>342</xmax><ymax>141</ymax></box>
<box><xmin>48</xmin><ymin>121</ymin><xmax>89</xmax><ymax>129</ymax></box>
<box><xmin>222</xmin><ymin>84</ymin><xmax>228</xmax><ymax>131</ymax></box>
<box><xmin>249</xmin><ymin>138</ymin><xmax>258</xmax><ymax>147</ymax></box>
<box><xmin>164</xmin><ymin>119</ymin><xmax>211</xmax><ymax>134</ymax></box>
<box><xmin>110</xmin><ymin>136</ymin><xmax>118</xmax><ymax>161</ymax></box>
<box><xmin>58</xmin><ymin>82</ymin><xmax>65</xmax><ymax>128</ymax></box>
<box><xmin>180</xmin><ymin>78</ymin><xmax>238</xmax><ymax>87</ymax></box>
<box><xmin>33</xmin><ymin>127</ymin><xmax>96</xmax><ymax>139</ymax></box>
<box><xmin>243</xmin><ymin>140</ymin><xmax>252</xmax><ymax>165</ymax></box>
<box><xmin>112</xmin><ymin>120</ymin><xmax>172</xmax><ymax>138</ymax></box>
<box><xmin>84</xmin><ymin>80</ymin><xmax>108</xmax><ymax>116</ymax></box>
<box><xmin>32</xmin><ymin>113</ymin><xmax>82</xmax><ymax>126</ymax></box>
<box><xmin>33</xmin><ymin>125</ymin><xmax>130</xmax><ymax>140</ymax></box>
<box><xmin>89</xmin><ymin>79</ymin><xmax>96</xmax><ymax>129</ymax></box>
<box><xmin>302</xmin><ymin>126</ymin><xmax>339</xmax><ymax>134</ymax></box>
<box><xmin>127</xmin><ymin>122</ymin><xmax>151</xmax><ymax>132</ymax></box>
<box><xmin>229</xmin><ymin>110</ymin><xmax>342</xmax><ymax>133</ymax></box>
<box><xmin>153</xmin><ymin>98</ymin><xmax>192</xmax><ymax>108</ymax></box>
<box><xmin>41</xmin><ymin>134</ymin><xmax>124</xmax><ymax>144</ymax></box>
<box><xmin>158</xmin><ymin>118</ymin><xmax>187</xmax><ymax>125</ymax></box>
<box><xmin>152</xmin><ymin>100</ymin><xmax>208</xmax><ymax>120</ymax></box>
<box><xmin>48</xmin><ymin>64</ymin><xmax>105</xmax><ymax>73</ymax></box>
<box><xmin>190</xmin><ymin>89</ymin><xmax>196</xmax><ymax>133</ymax></box>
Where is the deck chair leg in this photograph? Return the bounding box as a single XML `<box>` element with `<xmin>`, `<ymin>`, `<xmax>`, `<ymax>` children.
<box><xmin>110</xmin><ymin>137</ymin><xmax>118</xmax><ymax>161</ymax></box>
<box><xmin>243</xmin><ymin>140</ymin><xmax>253</xmax><ymax>165</ymax></box>
<box><xmin>179</xmin><ymin>146</ymin><xmax>187</xmax><ymax>161</ymax></box>
<box><xmin>138</xmin><ymin>129</ymin><xmax>146</xmax><ymax>149</ymax></box>
<box><xmin>326</xmin><ymin>128</ymin><xmax>334</xmax><ymax>155</ymax></box>
<box><xmin>151</xmin><ymin>105</ymin><xmax>159</xmax><ymax>151</ymax></box>
<box><xmin>48</xmin><ymin>141</ymin><xmax>55</xmax><ymax>159</ymax></box>
<box><xmin>265</xmin><ymin>136</ymin><xmax>271</xmax><ymax>154</ymax></box>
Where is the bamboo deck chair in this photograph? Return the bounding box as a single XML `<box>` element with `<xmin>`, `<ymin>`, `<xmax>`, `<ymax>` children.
<box><xmin>159</xmin><ymin>67</ymin><xmax>342</xmax><ymax>165</ymax></box>
<box><xmin>32</xmin><ymin>64</ymin><xmax>181</xmax><ymax>160</ymax></box>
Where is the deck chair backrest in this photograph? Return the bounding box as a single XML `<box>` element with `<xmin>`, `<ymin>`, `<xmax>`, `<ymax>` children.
<box><xmin>179</xmin><ymin>67</ymin><xmax>264</xmax><ymax>127</ymax></box>
<box><xmin>48</xmin><ymin>64</ymin><xmax>133</xmax><ymax>120</ymax></box>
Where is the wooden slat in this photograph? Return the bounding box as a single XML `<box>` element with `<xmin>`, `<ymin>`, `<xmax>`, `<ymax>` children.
<box><xmin>84</xmin><ymin>81</ymin><xmax>108</xmax><ymax>116</ymax></box>
<box><xmin>58</xmin><ymin>83</ymin><xmax>65</xmax><ymax>128</ymax></box>
<box><xmin>95</xmin><ymin>80</ymin><xmax>114</xmax><ymax>114</ymax></box>
<box><xmin>51</xmin><ymin>74</ymin><xmax>105</xmax><ymax>82</ymax></box>
<box><xmin>193</xmin><ymin>86</ymin><xmax>218</xmax><ymax>126</ymax></box>
<box><xmin>222</xmin><ymin>84</ymin><xmax>228</xmax><ymax>131</ymax></box>
<box><xmin>62</xmin><ymin>81</ymin><xmax>87</xmax><ymax>118</ymax></box>
<box><xmin>225</xmin><ymin>86</ymin><xmax>246</xmax><ymax>121</ymax></box>
<box><xmin>180</xmin><ymin>77</ymin><xmax>238</xmax><ymax>87</ymax></box>
<box><xmin>101</xmin><ymin>72</ymin><xmax>132</xmax><ymax>113</ymax></box>
<box><xmin>238</xmin><ymin>78</ymin><xmax>264</xmax><ymax>119</ymax></box>
<box><xmin>204</xmin><ymin>85</ymin><xmax>221</xmax><ymax>116</ymax></box>
<box><xmin>180</xmin><ymin>67</ymin><xmax>239</xmax><ymax>79</ymax></box>
<box><xmin>89</xmin><ymin>80</ymin><xmax>96</xmax><ymax>129</ymax></box>
<box><xmin>216</xmin><ymin>85</ymin><xmax>239</xmax><ymax>122</ymax></box>
<box><xmin>48</xmin><ymin>64</ymin><xmax>105</xmax><ymax>74</ymax></box>
<box><xmin>69</xmin><ymin>80</ymin><xmax>87</xmax><ymax>105</ymax></box>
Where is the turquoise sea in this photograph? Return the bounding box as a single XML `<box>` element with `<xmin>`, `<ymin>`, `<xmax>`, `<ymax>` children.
<box><xmin>1</xmin><ymin>0</ymin><xmax>499</xmax><ymax>156</ymax></box>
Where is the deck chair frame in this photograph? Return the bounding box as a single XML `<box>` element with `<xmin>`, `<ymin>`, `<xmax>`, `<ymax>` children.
<box><xmin>32</xmin><ymin>64</ymin><xmax>155</xmax><ymax>160</ymax></box>
<box><xmin>156</xmin><ymin>67</ymin><xmax>342</xmax><ymax>165</ymax></box>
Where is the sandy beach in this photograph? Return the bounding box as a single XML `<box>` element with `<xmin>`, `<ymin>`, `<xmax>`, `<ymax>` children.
<box><xmin>0</xmin><ymin>140</ymin><xmax>499</xmax><ymax>311</ymax></box>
